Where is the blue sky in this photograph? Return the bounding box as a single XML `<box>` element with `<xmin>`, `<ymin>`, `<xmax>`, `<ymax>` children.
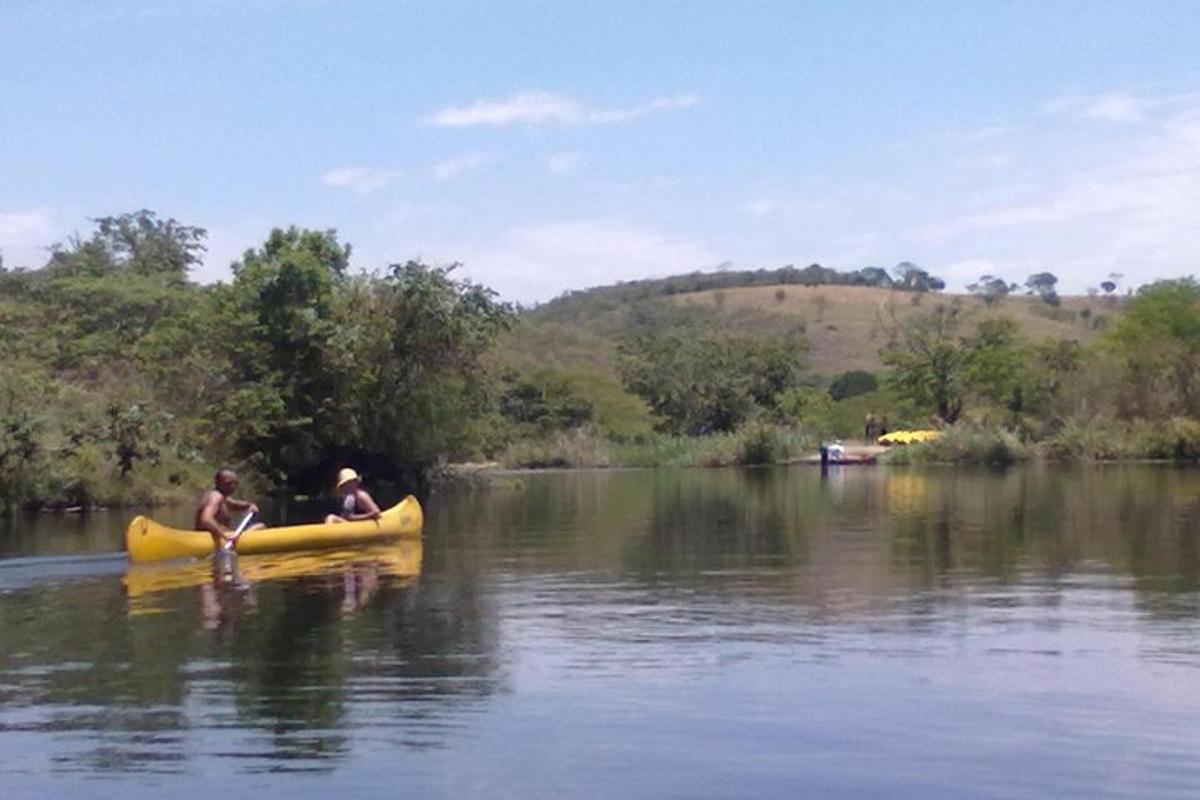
<box><xmin>2</xmin><ymin>1</ymin><xmax>1199</xmax><ymax>302</ymax></box>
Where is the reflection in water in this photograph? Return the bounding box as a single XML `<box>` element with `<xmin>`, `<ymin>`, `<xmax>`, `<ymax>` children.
<box><xmin>0</xmin><ymin>537</ymin><xmax>511</xmax><ymax>776</ymax></box>
<box><xmin>1</xmin><ymin>467</ymin><xmax>1200</xmax><ymax>797</ymax></box>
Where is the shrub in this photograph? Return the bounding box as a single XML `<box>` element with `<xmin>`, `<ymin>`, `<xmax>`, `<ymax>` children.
<box><xmin>736</xmin><ymin>422</ymin><xmax>780</xmax><ymax>465</ymax></box>
<box><xmin>1042</xmin><ymin>418</ymin><xmax>1200</xmax><ymax>462</ymax></box>
<box><xmin>829</xmin><ymin>370</ymin><xmax>878</xmax><ymax>401</ymax></box>
<box><xmin>881</xmin><ymin>426</ymin><xmax>1031</xmax><ymax>466</ymax></box>
<box><xmin>500</xmin><ymin>428</ymin><xmax>614</xmax><ymax>469</ymax></box>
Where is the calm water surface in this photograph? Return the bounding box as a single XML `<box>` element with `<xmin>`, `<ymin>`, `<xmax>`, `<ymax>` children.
<box><xmin>2</xmin><ymin>466</ymin><xmax>1199</xmax><ymax>798</ymax></box>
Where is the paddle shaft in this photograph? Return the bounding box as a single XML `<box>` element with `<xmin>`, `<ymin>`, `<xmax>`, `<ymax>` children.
<box><xmin>221</xmin><ymin>511</ymin><xmax>255</xmax><ymax>553</ymax></box>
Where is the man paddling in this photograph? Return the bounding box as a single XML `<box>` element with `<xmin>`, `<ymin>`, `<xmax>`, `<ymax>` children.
<box><xmin>195</xmin><ymin>469</ymin><xmax>265</xmax><ymax>550</ymax></box>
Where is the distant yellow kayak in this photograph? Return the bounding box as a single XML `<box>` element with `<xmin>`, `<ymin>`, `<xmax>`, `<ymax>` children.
<box><xmin>125</xmin><ymin>495</ymin><xmax>423</xmax><ymax>563</ymax></box>
<box><xmin>878</xmin><ymin>430</ymin><xmax>941</xmax><ymax>446</ymax></box>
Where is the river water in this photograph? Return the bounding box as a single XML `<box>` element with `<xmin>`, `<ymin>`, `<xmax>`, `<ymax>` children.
<box><xmin>1</xmin><ymin>466</ymin><xmax>1199</xmax><ymax>798</ymax></box>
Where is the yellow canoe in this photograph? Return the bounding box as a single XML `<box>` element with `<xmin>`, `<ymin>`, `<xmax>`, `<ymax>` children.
<box><xmin>125</xmin><ymin>495</ymin><xmax>423</xmax><ymax>563</ymax></box>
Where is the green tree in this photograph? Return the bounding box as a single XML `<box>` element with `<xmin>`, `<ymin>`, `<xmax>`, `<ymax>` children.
<box><xmin>1025</xmin><ymin>271</ymin><xmax>1060</xmax><ymax>306</ymax></box>
<box><xmin>46</xmin><ymin>210</ymin><xmax>206</xmax><ymax>285</ymax></box>
<box><xmin>962</xmin><ymin>318</ymin><xmax>1028</xmax><ymax>413</ymax></box>
<box><xmin>829</xmin><ymin>370</ymin><xmax>878</xmax><ymax>401</ymax></box>
<box><xmin>881</xmin><ymin>305</ymin><xmax>966</xmax><ymax>424</ymax></box>
<box><xmin>859</xmin><ymin>267</ymin><xmax>893</xmax><ymax>287</ymax></box>
<box><xmin>106</xmin><ymin>402</ymin><xmax>161</xmax><ymax>476</ymax></box>
<box><xmin>1106</xmin><ymin>278</ymin><xmax>1200</xmax><ymax>417</ymax></box>
<box><xmin>893</xmin><ymin>262</ymin><xmax>946</xmax><ymax>293</ymax></box>
<box><xmin>618</xmin><ymin>332</ymin><xmax>806</xmax><ymax>434</ymax></box>
<box><xmin>321</xmin><ymin>261</ymin><xmax>514</xmax><ymax>488</ymax></box>
<box><xmin>0</xmin><ymin>369</ymin><xmax>43</xmax><ymax>510</ymax></box>
<box><xmin>967</xmin><ymin>274</ymin><xmax>1014</xmax><ymax>307</ymax></box>
<box><xmin>214</xmin><ymin>227</ymin><xmax>349</xmax><ymax>484</ymax></box>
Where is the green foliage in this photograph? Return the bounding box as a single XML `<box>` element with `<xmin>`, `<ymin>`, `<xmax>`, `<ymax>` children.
<box><xmin>967</xmin><ymin>274</ymin><xmax>1014</xmax><ymax>307</ymax></box>
<box><xmin>536</xmin><ymin>261</ymin><xmax>945</xmax><ymax>322</ymax></box>
<box><xmin>0</xmin><ymin>214</ymin><xmax>515</xmax><ymax>505</ymax></box>
<box><xmin>313</xmin><ymin>260</ymin><xmax>513</xmax><ymax>488</ymax></box>
<box><xmin>0</xmin><ymin>369</ymin><xmax>44</xmax><ymax>509</ymax></box>
<box><xmin>828</xmin><ymin>370</ymin><xmax>878</xmax><ymax>401</ymax></box>
<box><xmin>215</xmin><ymin>227</ymin><xmax>348</xmax><ymax>483</ymax></box>
<box><xmin>9</xmin><ymin>207</ymin><xmax>1200</xmax><ymax>505</ymax></box>
<box><xmin>881</xmin><ymin>304</ymin><xmax>967</xmax><ymax>424</ymax></box>
<box><xmin>735</xmin><ymin>421</ymin><xmax>782</xmax><ymax>465</ymax></box>
<box><xmin>774</xmin><ymin>386</ymin><xmax>834</xmax><ymax>432</ymax></box>
<box><xmin>46</xmin><ymin>210</ymin><xmax>205</xmax><ymax>285</ymax></box>
<box><xmin>892</xmin><ymin>262</ymin><xmax>945</xmax><ymax>292</ymax></box>
<box><xmin>600</xmin><ymin>425</ymin><xmax>812</xmax><ymax>468</ymax></box>
<box><xmin>1025</xmin><ymin>272</ymin><xmax>1060</xmax><ymax>306</ymax></box>
<box><xmin>500</xmin><ymin>428</ymin><xmax>615</xmax><ymax>469</ymax></box>
<box><xmin>962</xmin><ymin>318</ymin><xmax>1028</xmax><ymax>413</ymax></box>
<box><xmin>881</xmin><ymin>426</ymin><xmax>1032</xmax><ymax>466</ymax></box>
<box><xmin>618</xmin><ymin>331</ymin><xmax>807</xmax><ymax>435</ymax></box>
<box><xmin>1041</xmin><ymin>418</ymin><xmax>1200</xmax><ymax>462</ymax></box>
<box><xmin>106</xmin><ymin>402</ymin><xmax>160</xmax><ymax>476</ymax></box>
<box><xmin>1105</xmin><ymin>278</ymin><xmax>1200</xmax><ymax>418</ymax></box>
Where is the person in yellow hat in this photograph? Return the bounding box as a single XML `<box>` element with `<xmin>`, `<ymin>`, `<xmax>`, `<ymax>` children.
<box><xmin>324</xmin><ymin>467</ymin><xmax>382</xmax><ymax>524</ymax></box>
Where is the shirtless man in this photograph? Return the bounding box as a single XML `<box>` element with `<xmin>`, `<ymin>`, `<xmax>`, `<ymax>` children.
<box><xmin>195</xmin><ymin>469</ymin><xmax>265</xmax><ymax>550</ymax></box>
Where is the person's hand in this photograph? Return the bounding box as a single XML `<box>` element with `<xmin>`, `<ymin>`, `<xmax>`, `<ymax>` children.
<box><xmin>372</xmin><ymin>511</ymin><xmax>382</xmax><ymax>521</ymax></box>
<box><xmin>249</xmin><ymin>503</ymin><xmax>260</xmax><ymax>515</ymax></box>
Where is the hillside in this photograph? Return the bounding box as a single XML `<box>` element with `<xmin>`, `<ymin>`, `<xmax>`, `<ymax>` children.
<box><xmin>499</xmin><ymin>282</ymin><xmax>1117</xmax><ymax>376</ymax></box>
<box><xmin>671</xmin><ymin>284</ymin><xmax>1113</xmax><ymax>373</ymax></box>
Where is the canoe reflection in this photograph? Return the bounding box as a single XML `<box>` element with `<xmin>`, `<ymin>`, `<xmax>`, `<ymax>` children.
<box><xmin>123</xmin><ymin>540</ymin><xmax>423</xmax><ymax>624</ymax></box>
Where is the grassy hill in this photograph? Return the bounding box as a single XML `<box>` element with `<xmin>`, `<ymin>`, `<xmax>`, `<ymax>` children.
<box><xmin>671</xmin><ymin>284</ymin><xmax>1113</xmax><ymax>373</ymax></box>
<box><xmin>497</xmin><ymin>282</ymin><xmax>1118</xmax><ymax>377</ymax></box>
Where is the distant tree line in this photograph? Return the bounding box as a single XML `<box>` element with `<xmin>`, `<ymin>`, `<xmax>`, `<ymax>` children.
<box><xmin>535</xmin><ymin>261</ymin><xmax>946</xmax><ymax>321</ymax></box>
<box><xmin>880</xmin><ymin>278</ymin><xmax>1200</xmax><ymax>457</ymax></box>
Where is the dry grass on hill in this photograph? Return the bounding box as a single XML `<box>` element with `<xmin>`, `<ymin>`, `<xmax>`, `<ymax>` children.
<box><xmin>673</xmin><ymin>284</ymin><xmax>1118</xmax><ymax>373</ymax></box>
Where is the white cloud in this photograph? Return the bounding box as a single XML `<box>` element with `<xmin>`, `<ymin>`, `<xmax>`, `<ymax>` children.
<box><xmin>905</xmin><ymin>92</ymin><xmax>1200</xmax><ymax>291</ymax></box>
<box><xmin>320</xmin><ymin>166</ymin><xmax>403</xmax><ymax>193</ymax></box>
<box><xmin>546</xmin><ymin>152</ymin><xmax>583</xmax><ymax>176</ymax></box>
<box><xmin>447</xmin><ymin>220</ymin><xmax>718</xmax><ymax>302</ymax></box>
<box><xmin>1044</xmin><ymin>90</ymin><xmax>1200</xmax><ymax>124</ymax></box>
<box><xmin>433</xmin><ymin>153</ymin><xmax>495</xmax><ymax>180</ymax></box>
<box><xmin>1046</xmin><ymin>91</ymin><xmax>1149</xmax><ymax>123</ymax></box>
<box><xmin>937</xmin><ymin>258</ymin><xmax>1036</xmax><ymax>287</ymax></box>
<box><xmin>0</xmin><ymin>210</ymin><xmax>53</xmax><ymax>268</ymax></box>
<box><xmin>957</xmin><ymin>124</ymin><xmax>1024</xmax><ymax>143</ymax></box>
<box><xmin>424</xmin><ymin>91</ymin><xmax>698</xmax><ymax>128</ymax></box>
<box><xmin>743</xmin><ymin>197</ymin><xmax>775</xmax><ymax>217</ymax></box>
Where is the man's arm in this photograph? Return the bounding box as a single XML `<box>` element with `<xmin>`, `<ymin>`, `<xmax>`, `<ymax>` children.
<box><xmin>225</xmin><ymin>497</ymin><xmax>260</xmax><ymax>515</ymax></box>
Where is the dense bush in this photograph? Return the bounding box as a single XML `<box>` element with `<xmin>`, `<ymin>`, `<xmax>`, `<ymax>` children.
<box><xmin>736</xmin><ymin>421</ymin><xmax>782</xmax><ymax>465</ymax></box>
<box><xmin>882</xmin><ymin>426</ymin><xmax>1032</xmax><ymax>466</ymax></box>
<box><xmin>828</xmin><ymin>370</ymin><xmax>878</xmax><ymax>401</ymax></box>
<box><xmin>618</xmin><ymin>331</ymin><xmax>807</xmax><ymax>435</ymax></box>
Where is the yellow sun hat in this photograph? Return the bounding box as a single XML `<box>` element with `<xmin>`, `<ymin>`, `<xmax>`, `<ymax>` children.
<box><xmin>335</xmin><ymin>467</ymin><xmax>360</xmax><ymax>488</ymax></box>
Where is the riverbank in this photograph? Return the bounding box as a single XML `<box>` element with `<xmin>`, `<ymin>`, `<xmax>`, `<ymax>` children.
<box><xmin>13</xmin><ymin>418</ymin><xmax>1200</xmax><ymax>514</ymax></box>
<box><xmin>479</xmin><ymin>419</ymin><xmax>1200</xmax><ymax>473</ymax></box>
